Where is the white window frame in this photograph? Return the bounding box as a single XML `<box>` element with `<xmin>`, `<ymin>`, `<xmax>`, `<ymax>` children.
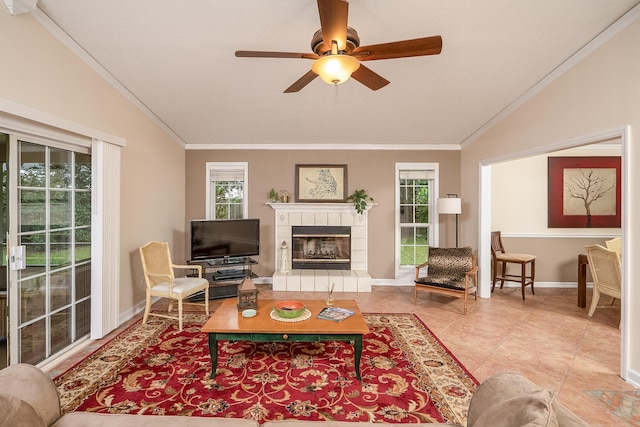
<box><xmin>0</xmin><ymin>100</ymin><xmax>124</xmax><ymax>360</ymax></box>
<box><xmin>395</xmin><ymin>162</ymin><xmax>439</xmax><ymax>281</ymax></box>
<box><xmin>205</xmin><ymin>162</ymin><xmax>249</xmax><ymax>219</ymax></box>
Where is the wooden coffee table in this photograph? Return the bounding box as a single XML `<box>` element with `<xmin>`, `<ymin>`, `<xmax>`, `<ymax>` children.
<box><xmin>201</xmin><ymin>298</ymin><xmax>370</xmax><ymax>380</ymax></box>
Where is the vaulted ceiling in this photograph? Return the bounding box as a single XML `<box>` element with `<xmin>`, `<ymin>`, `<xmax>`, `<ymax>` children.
<box><xmin>37</xmin><ymin>0</ymin><xmax>640</xmax><ymax>148</ymax></box>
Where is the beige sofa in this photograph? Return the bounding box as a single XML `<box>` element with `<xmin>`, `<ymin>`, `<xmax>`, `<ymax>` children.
<box><xmin>0</xmin><ymin>363</ymin><xmax>588</xmax><ymax>426</ymax></box>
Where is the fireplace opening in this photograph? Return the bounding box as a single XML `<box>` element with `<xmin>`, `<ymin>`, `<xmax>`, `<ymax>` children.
<box><xmin>291</xmin><ymin>226</ymin><xmax>351</xmax><ymax>270</ymax></box>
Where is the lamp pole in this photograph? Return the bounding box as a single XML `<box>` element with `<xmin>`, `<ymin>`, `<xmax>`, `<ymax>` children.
<box><xmin>454</xmin><ymin>211</ymin><xmax>459</xmax><ymax>248</ymax></box>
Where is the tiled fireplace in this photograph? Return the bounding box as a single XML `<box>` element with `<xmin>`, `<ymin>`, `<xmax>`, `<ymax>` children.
<box><xmin>269</xmin><ymin>203</ymin><xmax>372</xmax><ymax>292</ymax></box>
<box><xmin>291</xmin><ymin>225</ymin><xmax>351</xmax><ymax>270</ymax></box>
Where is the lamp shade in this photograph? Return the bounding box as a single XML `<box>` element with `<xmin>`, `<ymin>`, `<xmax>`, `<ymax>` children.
<box><xmin>311</xmin><ymin>54</ymin><xmax>360</xmax><ymax>85</ymax></box>
<box><xmin>438</xmin><ymin>197</ymin><xmax>462</xmax><ymax>214</ymax></box>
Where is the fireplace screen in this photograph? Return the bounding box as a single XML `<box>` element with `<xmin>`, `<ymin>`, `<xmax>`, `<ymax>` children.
<box><xmin>291</xmin><ymin>226</ymin><xmax>351</xmax><ymax>270</ymax></box>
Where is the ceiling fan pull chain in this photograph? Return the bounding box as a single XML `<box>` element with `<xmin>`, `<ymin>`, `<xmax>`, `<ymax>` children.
<box><xmin>334</xmin><ymin>82</ymin><xmax>339</xmax><ymax>105</ymax></box>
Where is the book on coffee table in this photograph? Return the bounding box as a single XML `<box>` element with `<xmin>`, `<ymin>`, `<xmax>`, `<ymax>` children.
<box><xmin>316</xmin><ymin>306</ymin><xmax>355</xmax><ymax>322</ymax></box>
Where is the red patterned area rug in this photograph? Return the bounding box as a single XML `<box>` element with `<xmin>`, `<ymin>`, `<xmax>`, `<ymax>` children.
<box><xmin>54</xmin><ymin>312</ymin><xmax>477</xmax><ymax>424</ymax></box>
<box><xmin>584</xmin><ymin>390</ymin><xmax>640</xmax><ymax>426</ymax></box>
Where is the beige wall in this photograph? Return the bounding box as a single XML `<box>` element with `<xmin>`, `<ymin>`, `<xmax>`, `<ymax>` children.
<box><xmin>499</xmin><ymin>236</ymin><xmax>610</xmax><ymax>283</ymax></box>
<box><xmin>0</xmin><ymin>8</ymin><xmax>187</xmax><ymax>318</ymax></box>
<box><xmin>461</xmin><ymin>17</ymin><xmax>639</xmax><ymax>378</ymax></box>
<box><xmin>492</xmin><ymin>146</ymin><xmax>621</xmax><ymax>282</ymax></box>
<box><xmin>492</xmin><ymin>146</ymin><xmax>621</xmax><ymax>234</ymax></box>
<box><xmin>185</xmin><ymin>150</ymin><xmax>461</xmax><ymax>279</ymax></box>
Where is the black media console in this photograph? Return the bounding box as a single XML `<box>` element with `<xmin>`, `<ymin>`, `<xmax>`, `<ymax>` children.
<box><xmin>188</xmin><ymin>257</ymin><xmax>258</xmax><ymax>301</ymax></box>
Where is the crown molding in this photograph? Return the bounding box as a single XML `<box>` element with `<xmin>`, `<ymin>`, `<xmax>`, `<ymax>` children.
<box><xmin>3</xmin><ymin>0</ymin><xmax>36</xmax><ymax>15</ymax></box>
<box><xmin>185</xmin><ymin>143</ymin><xmax>460</xmax><ymax>151</ymax></box>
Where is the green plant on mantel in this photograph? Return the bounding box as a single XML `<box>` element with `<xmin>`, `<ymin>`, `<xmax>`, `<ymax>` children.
<box><xmin>268</xmin><ymin>188</ymin><xmax>279</xmax><ymax>203</ymax></box>
<box><xmin>346</xmin><ymin>189</ymin><xmax>374</xmax><ymax>214</ymax></box>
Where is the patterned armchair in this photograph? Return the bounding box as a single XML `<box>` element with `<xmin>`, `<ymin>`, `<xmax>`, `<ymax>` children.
<box><xmin>414</xmin><ymin>246</ymin><xmax>478</xmax><ymax>314</ymax></box>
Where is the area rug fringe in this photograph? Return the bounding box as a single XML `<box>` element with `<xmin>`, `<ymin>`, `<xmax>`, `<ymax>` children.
<box><xmin>54</xmin><ymin>312</ymin><xmax>477</xmax><ymax>424</ymax></box>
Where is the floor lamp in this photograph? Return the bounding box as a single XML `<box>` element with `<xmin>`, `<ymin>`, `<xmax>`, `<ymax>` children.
<box><xmin>438</xmin><ymin>194</ymin><xmax>462</xmax><ymax>247</ymax></box>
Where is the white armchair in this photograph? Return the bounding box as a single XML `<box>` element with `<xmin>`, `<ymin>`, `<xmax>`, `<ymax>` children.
<box><xmin>585</xmin><ymin>244</ymin><xmax>621</xmax><ymax>326</ymax></box>
<box><xmin>139</xmin><ymin>241</ymin><xmax>210</xmax><ymax>330</ymax></box>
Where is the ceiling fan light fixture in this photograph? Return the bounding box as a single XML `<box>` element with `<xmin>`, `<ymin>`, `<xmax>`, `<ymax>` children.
<box><xmin>312</xmin><ymin>54</ymin><xmax>360</xmax><ymax>85</ymax></box>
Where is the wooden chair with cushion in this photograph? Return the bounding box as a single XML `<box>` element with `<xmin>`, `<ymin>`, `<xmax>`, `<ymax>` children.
<box><xmin>139</xmin><ymin>241</ymin><xmax>210</xmax><ymax>331</ymax></box>
<box><xmin>585</xmin><ymin>244</ymin><xmax>621</xmax><ymax>325</ymax></box>
<box><xmin>491</xmin><ymin>231</ymin><xmax>536</xmax><ymax>300</ymax></box>
<box><xmin>414</xmin><ymin>246</ymin><xmax>478</xmax><ymax>314</ymax></box>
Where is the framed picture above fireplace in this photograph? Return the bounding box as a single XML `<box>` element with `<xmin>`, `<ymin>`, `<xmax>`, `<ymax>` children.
<box><xmin>295</xmin><ymin>164</ymin><xmax>348</xmax><ymax>202</ymax></box>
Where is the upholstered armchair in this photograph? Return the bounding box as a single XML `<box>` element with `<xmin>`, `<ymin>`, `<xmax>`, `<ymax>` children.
<box><xmin>139</xmin><ymin>241</ymin><xmax>210</xmax><ymax>330</ymax></box>
<box><xmin>414</xmin><ymin>246</ymin><xmax>478</xmax><ymax>314</ymax></box>
<box><xmin>585</xmin><ymin>243</ymin><xmax>621</xmax><ymax>326</ymax></box>
<box><xmin>605</xmin><ymin>237</ymin><xmax>622</xmax><ymax>258</ymax></box>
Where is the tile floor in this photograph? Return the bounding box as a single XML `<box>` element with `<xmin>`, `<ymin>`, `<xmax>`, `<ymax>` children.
<box><xmin>48</xmin><ymin>284</ymin><xmax>634</xmax><ymax>426</ymax></box>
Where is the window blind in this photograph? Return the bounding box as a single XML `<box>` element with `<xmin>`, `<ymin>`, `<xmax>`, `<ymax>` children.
<box><xmin>399</xmin><ymin>170</ymin><xmax>435</xmax><ymax>180</ymax></box>
<box><xmin>209</xmin><ymin>169</ymin><xmax>245</xmax><ymax>182</ymax></box>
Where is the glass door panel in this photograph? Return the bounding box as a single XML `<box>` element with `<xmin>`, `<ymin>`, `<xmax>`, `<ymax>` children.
<box><xmin>9</xmin><ymin>139</ymin><xmax>91</xmax><ymax>365</ymax></box>
<box><xmin>0</xmin><ymin>133</ymin><xmax>7</xmax><ymax>369</ymax></box>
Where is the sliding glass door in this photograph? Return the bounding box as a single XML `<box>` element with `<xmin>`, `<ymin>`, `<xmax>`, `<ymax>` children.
<box><xmin>6</xmin><ymin>137</ymin><xmax>91</xmax><ymax>366</ymax></box>
<box><xmin>0</xmin><ymin>133</ymin><xmax>7</xmax><ymax>368</ymax></box>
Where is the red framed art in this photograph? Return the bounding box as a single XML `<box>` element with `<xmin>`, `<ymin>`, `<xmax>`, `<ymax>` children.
<box><xmin>548</xmin><ymin>156</ymin><xmax>621</xmax><ymax>228</ymax></box>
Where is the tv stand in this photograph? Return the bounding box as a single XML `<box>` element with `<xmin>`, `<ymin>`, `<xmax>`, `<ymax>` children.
<box><xmin>207</xmin><ymin>256</ymin><xmax>254</xmax><ymax>267</ymax></box>
<box><xmin>188</xmin><ymin>257</ymin><xmax>257</xmax><ymax>301</ymax></box>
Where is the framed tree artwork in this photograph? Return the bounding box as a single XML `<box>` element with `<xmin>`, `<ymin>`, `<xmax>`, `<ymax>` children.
<box><xmin>548</xmin><ymin>156</ymin><xmax>621</xmax><ymax>228</ymax></box>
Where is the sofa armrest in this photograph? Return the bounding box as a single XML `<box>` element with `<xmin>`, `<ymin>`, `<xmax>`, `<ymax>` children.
<box><xmin>0</xmin><ymin>363</ymin><xmax>61</xmax><ymax>426</ymax></box>
<box><xmin>467</xmin><ymin>372</ymin><xmax>588</xmax><ymax>427</ymax></box>
<box><xmin>415</xmin><ymin>261</ymin><xmax>429</xmax><ymax>279</ymax></box>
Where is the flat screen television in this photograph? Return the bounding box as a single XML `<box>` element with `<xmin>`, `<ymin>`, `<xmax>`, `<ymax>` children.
<box><xmin>190</xmin><ymin>219</ymin><xmax>260</xmax><ymax>261</ymax></box>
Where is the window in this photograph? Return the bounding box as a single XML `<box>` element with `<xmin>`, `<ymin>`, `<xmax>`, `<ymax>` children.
<box><xmin>395</xmin><ymin>163</ymin><xmax>438</xmax><ymax>278</ymax></box>
<box><xmin>206</xmin><ymin>162</ymin><xmax>248</xmax><ymax>219</ymax></box>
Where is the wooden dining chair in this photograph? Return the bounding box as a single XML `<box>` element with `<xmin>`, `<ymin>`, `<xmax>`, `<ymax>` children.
<box><xmin>490</xmin><ymin>231</ymin><xmax>536</xmax><ymax>300</ymax></box>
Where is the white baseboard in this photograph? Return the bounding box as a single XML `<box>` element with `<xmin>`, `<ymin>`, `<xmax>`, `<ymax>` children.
<box><xmin>493</xmin><ymin>281</ymin><xmax>590</xmax><ymax>289</ymax></box>
<box><xmin>256</xmin><ymin>276</ymin><xmax>590</xmax><ymax>289</ymax></box>
<box><xmin>370</xmin><ymin>280</ymin><xmax>589</xmax><ymax>288</ymax></box>
<box><xmin>118</xmin><ymin>298</ymin><xmax>148</xmax><ymax>326</ymax></box>
<box><xmin>625</xmin><ymin>368</ymin><xmax>640</xmax><ymax>388</ymax></box>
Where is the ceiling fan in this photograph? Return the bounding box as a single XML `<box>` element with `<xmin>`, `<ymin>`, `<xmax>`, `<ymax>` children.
<box><xmin>235</xmin><ymin>0</ymin><xmax>442</xmax><ymax>93</ymax></box>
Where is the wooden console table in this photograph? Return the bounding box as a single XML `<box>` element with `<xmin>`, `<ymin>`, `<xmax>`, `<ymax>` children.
<box><xmin>577</xmin><ymin>254</ymin><xmax>588</xmax><ymax>308</ymax></box>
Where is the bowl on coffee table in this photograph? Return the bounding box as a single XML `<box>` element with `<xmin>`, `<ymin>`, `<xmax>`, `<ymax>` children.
<box><xmin>273</xmin><ymin>301</ymin><xmax>306</xmax><ymax>318</ymax></box>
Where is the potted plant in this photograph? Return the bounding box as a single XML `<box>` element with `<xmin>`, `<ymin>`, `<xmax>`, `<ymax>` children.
<box><xmin>268</xmin><ymin>188</ymin><xmax>279</xmax><ymax>202</ymax></box>
<box><xmin>346</xmin><ymin>189</ymin><xmax>374</xmax><ymax>214</ymax></box>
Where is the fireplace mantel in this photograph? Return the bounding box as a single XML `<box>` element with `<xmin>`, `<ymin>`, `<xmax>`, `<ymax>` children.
<box><xmin>267</xmin><ymin>202</ymin><xmax>375</xmax><ymax>213</ymax></box>
<box><xmin>268</xmin><ymin>202</ymin><xmax>374</xmax><ymax>293</ymax></box>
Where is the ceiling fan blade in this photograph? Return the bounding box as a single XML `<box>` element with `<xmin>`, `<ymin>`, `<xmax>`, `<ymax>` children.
<box><xmin>317</xmin><ymin>0</ymin><xmax>349</xmax><ymax>52</ymax></box>
<box><xmin>352</xmin><ymin>35</ymin><xmax>442</xmax><ymax>61</ymax></box>
<box><xmin>235</xmin><ymin>51</ymin><xmax>319</xmax><ymax>60</ymax></box>
<box><xmin>284</xmin><ymin>70</ymin><xmax>319</xmax><ymax>93</ymax></box>
<box><xmin>351</xmin><ymin>64</ymin><xmax>390</xmax><ymax>91</ymax></box>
